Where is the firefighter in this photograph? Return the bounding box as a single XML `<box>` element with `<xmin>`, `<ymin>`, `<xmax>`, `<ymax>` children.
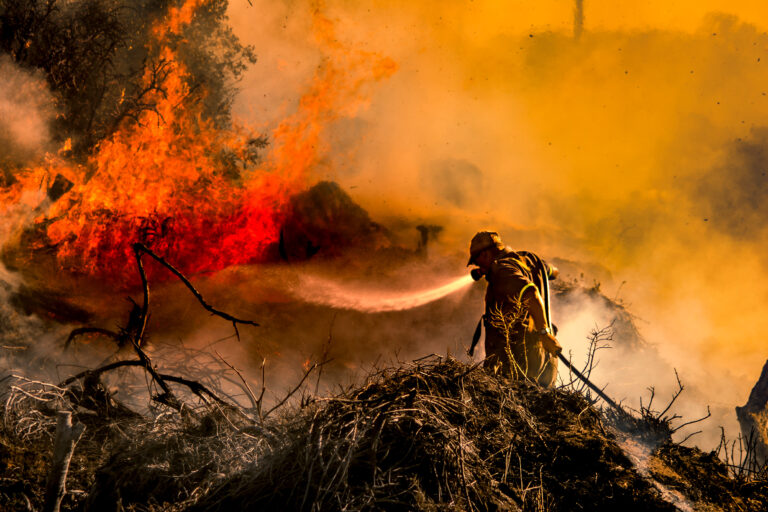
<box><xmin>468</xmin><ymin>231</ymin><xmax>561</xmax><ymax>387</ymax></box>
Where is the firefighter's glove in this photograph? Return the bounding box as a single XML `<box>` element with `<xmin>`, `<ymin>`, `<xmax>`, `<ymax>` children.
<box><xmin>540</xmin><ymin>333</ymin><xmax>562</xmax><ymax>356</ymax></box>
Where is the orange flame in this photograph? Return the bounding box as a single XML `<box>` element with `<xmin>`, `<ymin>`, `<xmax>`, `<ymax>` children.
<box><xmin>1</xmin><ymin>1</ymin><xmax>397</xmax><ymax>287</ymax></box>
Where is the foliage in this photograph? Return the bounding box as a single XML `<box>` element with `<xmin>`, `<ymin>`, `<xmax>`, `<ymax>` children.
<box><xmin>0</xmin><ymin>0</ymin><xmax>256</xmax><ymax>153</ymax></box>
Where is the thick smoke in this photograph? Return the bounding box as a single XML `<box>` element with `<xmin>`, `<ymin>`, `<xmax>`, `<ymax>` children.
<box><xmin>0</xmin><ymin>56</ymin><xmax>54</xmax><ymax>166</ymax></box>
<box><xmin>223</xmin><ymin>0</ymin><xmax>768</xmax><ymax>447</ymax></box>
<box><xmin>695</xmin><ymin>128</ymin><xmax>768</xmax><ymax>241</ymax></box>
<box><xmin>0</xmin><ymin>57</ymin><xmax>60</xmax><ymax>374</ymax></box>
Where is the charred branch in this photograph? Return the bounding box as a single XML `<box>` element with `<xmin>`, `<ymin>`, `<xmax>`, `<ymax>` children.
<box><xmin>105</xmin><ymin>57</ymin><xmax>173</xmax><ymax>133</ymax></box>
<box><xmin>133</xmin><ymin>243</ymin><xmax>259</xmax><ymax>339</ymax></box>
<box><xmin>64</xmin><ymin>327</ymin><xmax>122</xmax><ymax>349</ymax></box>
<box><xmin>66</xmin><ymin>243</ymin><xmax>258</xmax><ymax>352</ymax></box>
<box><xmin>60</xmin><ymin>359</ymin><xmax>246</xmax><ymax>416</ymax></box>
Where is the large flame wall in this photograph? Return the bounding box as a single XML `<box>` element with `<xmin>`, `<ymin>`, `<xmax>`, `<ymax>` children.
<box><xmin>1</xmin><ymin>0</ymin><xmax>395</xmax><ymax>284</ymax></box>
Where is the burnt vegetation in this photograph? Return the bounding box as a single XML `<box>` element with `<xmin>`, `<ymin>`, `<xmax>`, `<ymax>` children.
<box><xmin>3</xmin><ymin>351</ymin><xmax>768</xmax><ymax>511</ymax></box>
<box><xmin>0</xmin><ymin>232</ymin><xmax>765</xmax><ymax>510</ymax></box>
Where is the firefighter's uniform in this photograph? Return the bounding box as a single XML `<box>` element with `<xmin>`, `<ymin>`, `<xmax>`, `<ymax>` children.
<box><xmin>468</xmin><ymin>232</ymin><xmax>558</xmax><ymax>387</ymax></box>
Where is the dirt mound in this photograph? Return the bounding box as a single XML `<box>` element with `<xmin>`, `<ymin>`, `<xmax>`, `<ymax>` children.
<box><xmin>273</xmin><ymin>180</ymin><xmax>394</xmax><ymax>262</ymax></box>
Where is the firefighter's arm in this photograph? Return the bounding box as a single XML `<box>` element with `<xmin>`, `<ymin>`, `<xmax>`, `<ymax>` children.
<box><xmin>521</xmin><ymin>286</ymin><xmax>562</xmax><ymax>355</ymax></box>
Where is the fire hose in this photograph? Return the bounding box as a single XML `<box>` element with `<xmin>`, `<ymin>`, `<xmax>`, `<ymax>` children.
<box><xmin>535</xmin><ymin>259</ymin><xmax>628</xmax><ymax>416</ymax></box>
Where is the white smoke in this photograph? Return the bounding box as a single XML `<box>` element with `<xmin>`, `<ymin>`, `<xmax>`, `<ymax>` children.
<box><xmin>0</xmin><ymin>56</ymin><xmax>56</xmax><ymax>165</ymax></box>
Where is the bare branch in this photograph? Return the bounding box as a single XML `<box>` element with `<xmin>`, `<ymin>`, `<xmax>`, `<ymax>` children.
<box><xmin>59</xmin><ymin>360</ymin><xmax>144</xmax><ymax>387</ymax></box>
<box><xmin>133</xmin><ymin>243</ymin><xmax>259</xmax><ymax>338</ymax></box>
<box><xmin>671</xmin><ymin>406</ymin><xmax>711</xmax><ymax>434</ymax></box>
<box><xmin>64</xmin><ymin>327</ymin><xmax>122</xmax><ymax>349</ymax></box>
<box><xmin>657</xmin><ymin>369</ymin><xmax>684</xmax><ymax>420</ymax></box>
<box><xmin>215</xmin><ymin>350</ymin><xmax>258</xmax><ymax>409</ymax></box>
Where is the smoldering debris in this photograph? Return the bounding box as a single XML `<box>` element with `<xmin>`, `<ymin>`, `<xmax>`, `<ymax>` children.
<box><xmin>0</xmin><ymin>170</ymin><xmax>734</xmax><ymax>453</ymax></box>
<box><xmin>0</xmin><ymin>233</ymin><xmax>761</xmax><ymax>509</ymax></box>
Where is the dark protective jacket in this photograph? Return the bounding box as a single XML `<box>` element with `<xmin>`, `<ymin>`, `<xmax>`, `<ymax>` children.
<box><xmin>483</xmin><ymin>248</ymin><xmax>557</xmax><ymax>386</ymax></box>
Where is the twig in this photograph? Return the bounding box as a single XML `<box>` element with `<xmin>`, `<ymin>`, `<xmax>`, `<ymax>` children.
<box><xmin>678</xmin><ymin>430</ymin><xmax>702</xmax><ymax>444</ymax></box>
<box><xmin>256</xmin><ymin>358</ymin><xmax>267</xmax><ymax>421</ymax></box>
<box><xmin>315</xmin><ymin>315</ymin><xmax>336</xmax><ymax>395</ymax></box>
<box><xmin>264</xmin><ymin>363</ymin><xmax>318</xmax><ymax>418</ymax></box>
<box><xmin>657</xmin><ymin>369</ymin><xmax>684</xmax><ymax>420</ymax></box>
<box><xmin>215</xmin><ymin>350</ymin><xmax>258</xmax><ymax>409</ymax></box>
<box><xmin>671</xmin><ymin>406</ymin><xmax>711</xmax><ymax>434</ymax></box>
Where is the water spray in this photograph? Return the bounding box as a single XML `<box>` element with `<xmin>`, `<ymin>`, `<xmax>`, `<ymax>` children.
<box><xmin>295</xmin><ymin>274</ymin><xmax>475</xmax><ymax>313</ymax></box>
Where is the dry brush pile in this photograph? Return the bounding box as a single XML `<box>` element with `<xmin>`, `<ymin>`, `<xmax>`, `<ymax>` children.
<box><xmin>3</xmin><ymin>354</ymin><xmax>768</xmax><ymax>512</ymax></box>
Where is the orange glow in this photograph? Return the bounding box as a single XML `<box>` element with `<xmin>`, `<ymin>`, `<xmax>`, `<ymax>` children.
<box><xmin>1</xmin><ymin>1</ymin><xmax>396</xmax><ymax>287</ymax></box>
<box><xmin>155</xmin><ymin>0</ymin><xmax>206</xmax><ymax>36</ymax></box>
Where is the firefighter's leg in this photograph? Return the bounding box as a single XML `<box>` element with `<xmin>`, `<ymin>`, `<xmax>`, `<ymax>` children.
<box><xmin>483</xmin><ymin>336</ymin><xmax>505</xmax><ymax>374</ymax></box>
<box><xmin>523</xmin><ymin>332</ymin><xmax>552</xmax><ymax>386</ymax></box>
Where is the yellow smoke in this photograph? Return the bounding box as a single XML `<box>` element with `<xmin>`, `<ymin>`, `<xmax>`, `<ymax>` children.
<box><xmin>229</xmin><ymin>1</ymin><xmax>768</xmax><ymax>409</ymax></box>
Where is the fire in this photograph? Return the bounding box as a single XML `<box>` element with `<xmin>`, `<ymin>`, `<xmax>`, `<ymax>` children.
<box><xmin>1</xmin><ymin>1</ymin><xmax>396</xmax><ymax>287</ymax></box>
